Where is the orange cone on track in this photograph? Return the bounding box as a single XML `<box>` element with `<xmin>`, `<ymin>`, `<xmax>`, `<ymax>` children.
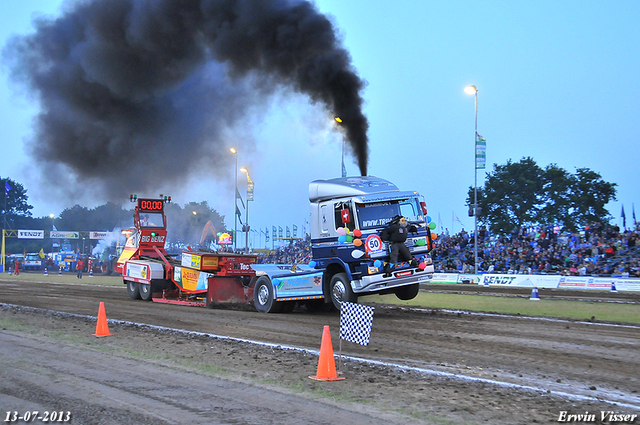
<box><xmin>93</xmin><ymin>302</ymin><xmax>113</xmax><ymax>337</ymax></box>
<box><xmin>309</xmin><ymin>325</ymin><xmax>345</xmax><ymax>381</ymax></box>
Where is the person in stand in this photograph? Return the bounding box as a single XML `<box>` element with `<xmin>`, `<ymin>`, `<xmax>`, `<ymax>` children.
<box><xmin>76</xmin><ymin>257</ymin><xmax>84</xmax><ymax>279</ymax></box>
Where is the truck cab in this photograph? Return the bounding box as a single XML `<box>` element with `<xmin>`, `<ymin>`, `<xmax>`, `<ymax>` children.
<box><xmin>308</xmin><ymin>176</ymin><xmax>434</xmax><ymax>306</ymax></box>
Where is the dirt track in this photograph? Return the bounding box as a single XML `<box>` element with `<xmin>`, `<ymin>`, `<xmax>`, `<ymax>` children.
<box><xmin>1</xmin><ymin>275</ymin><xmax>639</xmax><ymax>424</ymax></box>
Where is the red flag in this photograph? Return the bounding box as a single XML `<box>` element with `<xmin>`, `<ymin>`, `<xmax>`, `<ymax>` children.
<box><xmin>341</xmin><ymin>208</ymin><xmax>351</xmax><ymax>224</ymax></box>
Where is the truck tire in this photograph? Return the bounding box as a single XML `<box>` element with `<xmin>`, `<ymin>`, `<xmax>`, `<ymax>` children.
<box><xmin>139</xmin><ymin>282</ymin><xmax>152</xmax><ymax>301</ymax></box>
<box><xmin>127</xmin><ymin>280</ymin><xmax>141</xmax><ymax>300</ymax></box>
<box><xmin>253</xmin><ymin>276</ymin><xmax>282</xmax><ymax>313</ymax></box>
<box><xmin>395</xmin><ymin>283</ymin><xmax>420</xmax><ymax>300</ymax></box>
<box><xmin>329</xmin><ymin>272</ymin><xmax>356</xmax><ymax>310</ymax></box>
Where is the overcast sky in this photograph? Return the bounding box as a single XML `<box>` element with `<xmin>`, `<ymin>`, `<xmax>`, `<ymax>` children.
<box><xmin>1</xmin><ymin>0</ymin><xmax>638</xmax><ymax>248</ymax></box>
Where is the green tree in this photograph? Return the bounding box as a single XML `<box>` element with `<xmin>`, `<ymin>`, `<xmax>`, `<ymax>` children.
<box><xmin>164</xmin><ymin>201</ymin><xmax>227</xmax><ymax>249</ymax></box>
<box><xmin>57</xmin><ymin>205</ymin><xmax>92</xmax><ymax>231</ymax></box>
<box><xmin>468</xmin><ymin>158</ymin><xmax>617</xmax><ymax>235</ymax></box>
<box><xmin>539</xmin><ymin>164</ymin><xmax>577</xmax><ymax>231</ymax></box>
<box><xmin>91</xmin><ymin>202</ymin><xmax>131</xmax><ymax>230</ymax></box>
<box><xmin>571</xmin><ymin>168</ymin><xmax>617</xmax><ymax>228</ymax></box>
<box><xmin>1</xmin><ymin>177</ymin><xmax>33</xmax><ymax>229</ymax></box>
<box><xmin>469</xmin><ymin>157</ymin><xmax>544</xmax><ymax>235</ymax></box>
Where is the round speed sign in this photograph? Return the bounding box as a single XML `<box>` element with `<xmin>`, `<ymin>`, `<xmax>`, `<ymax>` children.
<box><xmin>364</xmin><ymin>234</ymin><xmax>384</xmax><ymax>253</ymax></box>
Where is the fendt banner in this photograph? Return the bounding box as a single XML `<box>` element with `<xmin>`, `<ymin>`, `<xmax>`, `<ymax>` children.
<box><xmin>17</xmin><ymin>230</ymin><xmax>44</xmax><ymax>239</ymax></box>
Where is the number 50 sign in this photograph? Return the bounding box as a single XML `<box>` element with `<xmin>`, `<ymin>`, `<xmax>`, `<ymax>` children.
<box><xmin>365</xmin><ymin>234</ymin><xmax>384</xmax><ymax>254</ymax></box>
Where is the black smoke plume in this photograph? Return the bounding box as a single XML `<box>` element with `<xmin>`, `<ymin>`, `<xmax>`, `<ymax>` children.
<box><xmin>4</xmin><ymin>0</ymin><xmax>368</xmax><ymax>200</ymax></box>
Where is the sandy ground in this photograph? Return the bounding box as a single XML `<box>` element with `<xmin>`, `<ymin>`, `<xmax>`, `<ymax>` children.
<box><xmin>0</xmin><ymin>275</ymin><xmax>639</xmax><ymax>424</ymax></box>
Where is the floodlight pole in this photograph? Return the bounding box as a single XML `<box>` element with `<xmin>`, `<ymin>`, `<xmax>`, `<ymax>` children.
<box><xmin>465</xmin><ymin>85</ymin><xmax>479</xmax><ymax>275</ymax></box>
<box><xmin>473</xmin><ymin>90</ymin><xmax>478</xmax><ymax>275</ymax></box>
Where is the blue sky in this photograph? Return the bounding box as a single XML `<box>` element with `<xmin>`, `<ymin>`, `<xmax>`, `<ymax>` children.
<box><xmin>1</xmin><ymin>0</ymin><xmax>639</xmax><ymax>247</ymax></box>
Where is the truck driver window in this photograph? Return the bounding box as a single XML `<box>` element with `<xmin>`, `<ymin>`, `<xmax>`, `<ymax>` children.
<box><xmin>399</xmin><ymin>199</ymin><xmax>423</xmax><ymax>222</ymax></box>
<box><xmin>334</xmin><ymin>202</ymin><xmax>355</xmax><ymax>232</ymax></box>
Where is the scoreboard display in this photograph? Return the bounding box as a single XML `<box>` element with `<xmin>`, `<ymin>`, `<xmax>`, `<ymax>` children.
<box><xmin>138</xmin><ymin>199</ymin><xmax>164</xmax><ymax>212</ymax></box>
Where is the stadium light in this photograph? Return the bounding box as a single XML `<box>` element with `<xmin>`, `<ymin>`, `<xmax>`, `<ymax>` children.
<box><xmin>464</xmin><ymin>85</ymin><xmax>477</xmax><ymax>95</ymax></box>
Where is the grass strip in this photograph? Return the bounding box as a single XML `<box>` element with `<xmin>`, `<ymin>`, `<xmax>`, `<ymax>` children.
<box><xmin>361</xmin><ymin>292</ymin><xmax>640</xmax><ymax>324</ymax></box>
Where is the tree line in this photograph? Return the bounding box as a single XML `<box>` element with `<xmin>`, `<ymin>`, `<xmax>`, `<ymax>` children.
<box><xmin>466</xmin><ymin>157</ymin><xmax>617</xmax><ymax>235</ymax></box>
<box><xmin>0</xmin><ymin>177</ymin><xmax>228</xmax><ymax>254</ymax></box>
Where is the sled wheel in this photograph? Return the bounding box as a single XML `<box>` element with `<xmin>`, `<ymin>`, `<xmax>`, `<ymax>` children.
<box><xmin>139</xmin><ymin>282</ymin><xmax>152</xmax><ymax>301</ymax></box>
<box><xmin>127</xmin><ymin>280</ymin><xmax>141</xmax><ymax>300</ymax></box>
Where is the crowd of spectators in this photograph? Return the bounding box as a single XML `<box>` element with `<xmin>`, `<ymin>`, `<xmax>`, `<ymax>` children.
<box><xmin>431</xmin><ymin>222</ymin><xmax>640</xmax><ymax>277</ymax></box>
<box><xmin>251</xmin><ymin>223</ymin><xmax>640</xmax><ymax>278</ymax></box>
<box><xmin>256</xmin><ymin>236</ymin><xmax>312</xmax><ymax>265</ymax></box>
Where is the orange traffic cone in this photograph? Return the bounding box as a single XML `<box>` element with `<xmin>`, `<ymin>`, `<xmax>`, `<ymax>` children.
<box><xmin>309</xmin><ymin>325</ymin><xmax>345</xmax><ymax>381</ymax></box>
<box><xmin>93</xmin><ymin>302</ymin><xmax>113</xmax><ymax>337</ymax></box>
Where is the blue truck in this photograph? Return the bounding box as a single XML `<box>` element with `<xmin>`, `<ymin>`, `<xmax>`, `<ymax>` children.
<box><xmin>251</xmin><ymin>176</ymin><xmax>435</xmax><ymax>312</ymax></box>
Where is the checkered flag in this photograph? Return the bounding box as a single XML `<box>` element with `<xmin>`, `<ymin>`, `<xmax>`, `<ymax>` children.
<box><xmin>340</xmin><ymin>302</ymin><xmax>374</xmax><ymax>346</ymax></box>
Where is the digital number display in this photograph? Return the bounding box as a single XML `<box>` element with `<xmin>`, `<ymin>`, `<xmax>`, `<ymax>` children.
<box><xmin>138</xmin><ymin>199</ymin><xmax>164</xmax><ymax>212</ymax></box>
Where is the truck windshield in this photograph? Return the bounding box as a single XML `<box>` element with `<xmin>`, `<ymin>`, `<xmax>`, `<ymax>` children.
<box><xmin>140</xmin><ymin>212</ymin><xmax>164</xmax><ymax>228</ymax></box>
<box><xmin>356</xmin><ymin>199</ymin><xmax>423</xmax><ymax>230</ymax></box>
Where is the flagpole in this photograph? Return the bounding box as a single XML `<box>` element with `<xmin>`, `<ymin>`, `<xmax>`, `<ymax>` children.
<box><xmin>341</xmin><ymin>135</ymin><xmax>346</xmax><ymax>177</ymax></box>
<box><xmin>230</xmin><ymin>148</ymin><xmax>238</xmax><ymax>252</ymax></box>
<box><xmin>2</xmin><ymin>182</ymin><xmax>7</xmax><ymax>272</ymax></box>
<box><xmin>3</xmin><ymin>183</ymin><xmax>7</xmax><ymax>230</ymax></box>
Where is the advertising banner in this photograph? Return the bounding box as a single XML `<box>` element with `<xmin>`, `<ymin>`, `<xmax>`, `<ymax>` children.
<box><xmin>181</xmin><ymin>253</ymin><xmax>201</xmax><ymax>269</ymax></box>
<box><xmin>476</xmin><ymin>273</ymin><xmax>639</xmax><ymax>291</ymax></box>
<box><xmin>429</xmin><ymin>273</ymin><xmax>461</xmax><ymax>284</ymax></box>
<box><xmin>126</xmin><ymin>263</ymin><xmax>150</xmax><ymax>281</ymax></box>
<box><xmin>18</xmin><ymin>230</ymin><xmax>44</xmax><ymax>239</ymax></box>
<box><xmin>218</xmin><ymin>232</ymin><xmax>233</xmax><ymax>245</ymax></box>
<box><xmin>557</xmin><ymin>276</ymin><xmax>591</xmax><ymax>288</ymax></box>
<box><xmin>51</xmin><ymin>231</ymin><xmax>79</xmax><ymax>239</ymax></box>
<box><xmin>90</xmin><ymin>231</ymin><xmax>113</xmax><ymax>240</ymax></box>
<box><xmin>173</xmin><ymin>266</ymin><xmax>210</xmax><ymax>292</ymax></box>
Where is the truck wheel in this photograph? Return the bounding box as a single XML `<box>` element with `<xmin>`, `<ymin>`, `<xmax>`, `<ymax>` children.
<box><xmin>127</xmin><ymin>280</ymin><xmax>141</xmax><ymax>300</ymax></box>
<box><xmin>329</xmin><ymin>272</ymin><xmax>356</xmax><ymax>310</ymax></box>
<box><xmin>395</xmin><ymin>283</ymin><xmax>420</xmax><ymax>300</ymax></box>
<box><xmin>139</xmin><ymin>283</ymin><xmax>152</xmax><ymax>301</ymax></box>
<box><xmin>253</xmin><ymin>276</ymin><xmax>282</xmax><ymax>313</ymax></box>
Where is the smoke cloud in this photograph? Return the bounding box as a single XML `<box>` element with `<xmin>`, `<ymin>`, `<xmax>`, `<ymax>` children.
<box><xmin>4</xmin><ymin>0</ymin><xmax>369</xmax><ymax>200</ymax></box>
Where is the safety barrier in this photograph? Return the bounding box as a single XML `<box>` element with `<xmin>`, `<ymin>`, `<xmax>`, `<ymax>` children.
<box><xmin>427</xmin><ymin>273</ymin><xmax>640</xmax><ymax>292</ymax></box>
